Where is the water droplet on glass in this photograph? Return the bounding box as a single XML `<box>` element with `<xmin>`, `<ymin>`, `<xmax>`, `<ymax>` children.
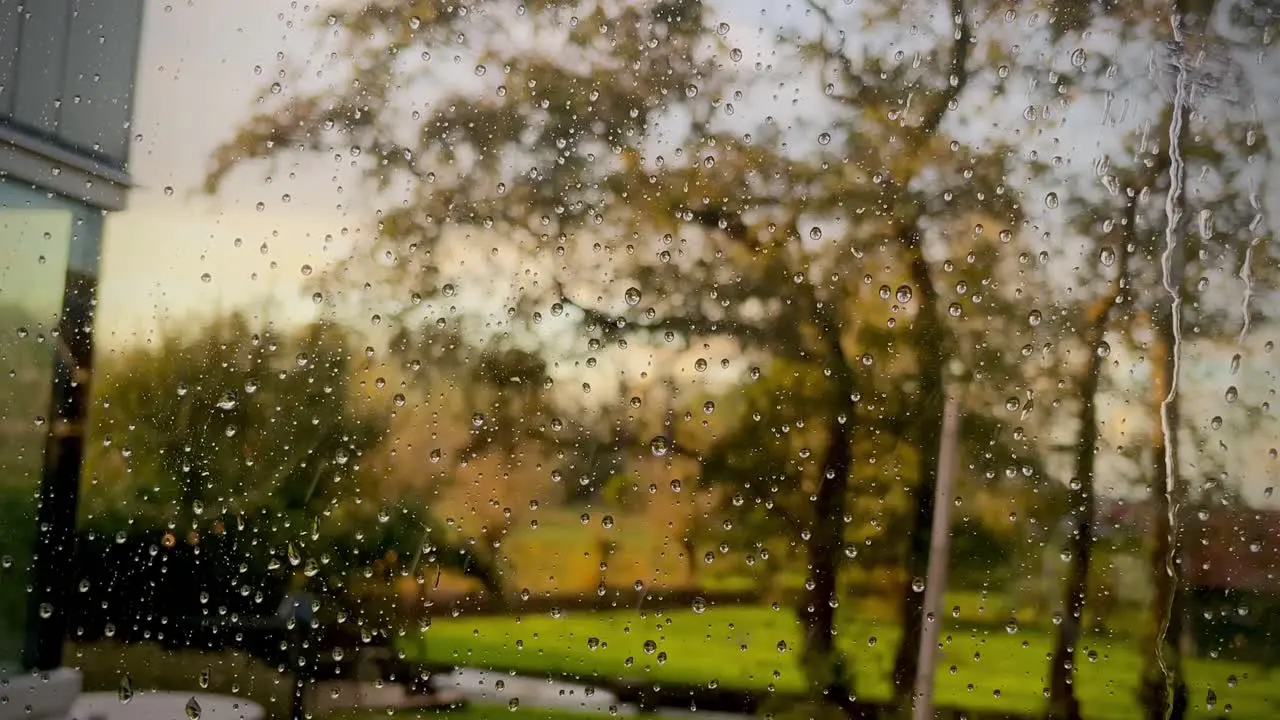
<box><xmin>817</xmin><ymin>132</ymin><xmax>831</xmax><ymax>146</ymax></box>
<box><xmin>691</xmin><ymin>597</ymin><xmax>707</xmax><ymax>614</ymax></box>
<box><xmin>118</xmin><ymin>676</ymin><xmax>133</xmax><ymax>704</ymax></box>
<box><xmin>199</xmin><ymin>668</ymin><xmax>210</xmax><ymax>689</ymax></box>
<box><xmin>895</xmin><ymin>285</ymin><xmax>913</xmax><ymax>303</ymax></box>
<box><xmin>650</xmin><ymin>435</ymin><xmax>671</xmax><ymax>457</ymax></box>
<box><xmin>1099</xmin><ymin>246</ymin><xmax>1116</xmax><ymax>266</ymax></box>
<box><xmin>472</xmin><ymin>413</ymin><xmax>486</xmax><ymax>428</ymax></box>
<box><xmin>1225</xmin><ymin>386</ymin><xmax>1239</xmax><ymax>403</ymax></box>
<box><xmin>911</xmin><ymin>577</ymin><xmax>925</xmax><ymax>592</ymax></box>
<box><xmin>1044</xmin><ymin>192</ymin><xmax>1060</xmax><ymax>209</ymax></box>
<box><xmin>508</xmin><ymin>699</ymin><xmax>520</xmax><ymax>711</ymax></box>
<box><xmin>185</xmin><ymin>696</ymin><xmax>202</xmax><ymax>720</ymax></box>
<box><xmin>442</xmin><ymin>283</ymin><xmax>457</xmax><ymax>297</ymax></box>
<box><xmin>1096</xmin><ymin>341</ymin><xmax>1110</xmax><ymax>358</ymax></box>
<box><xmin>623</xmin><ymin>287</ymin><xmax>642</xmax><ymax>306</ymax></box>
<box><xmin>1028</xmin><ymin>310</ymin><xmax>1043</xmax><ymax>327</ymax></box>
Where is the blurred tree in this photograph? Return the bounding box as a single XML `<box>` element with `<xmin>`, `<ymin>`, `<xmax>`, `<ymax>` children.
<box><xmin>203</xmin><ymin>0</ymin><xmax>1113</xmax><ymax>711</ymax></box>
<box><xmin>1033</xmin><ymin>1</ymin><xmax>1279</xmax><ymax>717</ymax></box>
<box><xmin>81</xmin><ymin>313</ymin><xmax>506</xmax><ymax>604</ymax></box>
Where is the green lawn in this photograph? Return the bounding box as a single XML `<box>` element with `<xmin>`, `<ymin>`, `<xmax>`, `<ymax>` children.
<box><xmin>325</xmin><ymin>705</ymin><xmax>606</xmax><ymax>720</ymax></box>
<box><xmin>405</xmin><ymin>605</ymin><xmax>1279</xmax><ymax>720</ymax></box>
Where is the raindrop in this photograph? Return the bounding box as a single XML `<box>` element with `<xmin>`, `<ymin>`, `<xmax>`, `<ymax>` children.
<box><xmin>895</xmin><ymin>285</ymin><xmax>913</xmax><ymax>303</ymax></box>
<box><xmin>472</xmin><ymin>413</ymin><xmax>486</xmax><ymax>428</ymax></box>
<box><xmin>1044</xmin><ymin>192</ymin><xmax>1060</xmax><ymax>209</ymax></box>
<box><xmin>1230</xmin><ymin>353</ymin><xmax>1242</xmax><ymax>375</ymax></box>
<box><xmin>650</xmin><ymin>436</ymin><xmax>671</xmax><ymax>457</ymax></box>
<box><xmin>1028</xmin><ymin>310</ymin><xmax>1043</xmax><ymax>327</ymax></box>
<box><xmin>948</xmin><ymin>303</ymin><xmax>963</xmax><ymax>317</ymax></box>
<box><xmin>1206</xmin><ymin>688</ymin><xmax>1217</xmax><ymax>710</ymax></box>
<box><xmin>817</xmin><ymin>132</ymin><xmax>831</xmax><ymax>146</ymax></box>
<box><xmin>691</xmin><ymin>597</ymin><xmax>707</xmax><ymax>614</ymax></box>
<box><xmin>643</xmin><ymin>640</ymin><xmax>657</xmax><ymax>655</ymax></box>
<box><xmin>1225</xmin><ymin>386</ymin><xmax>1239</xmax><ymax>403</ymax></box>
<box><xmin>393</xmin><ymin>393</ymin><xmax>406</xmax><ymax>407</ymax></box>
<box><xmin>119</xmin><ymin>676</ymin><xmax>133</xmax><ymax>704</ymax></box>
<box><xmin>1070</xmin><ymin>48</ymin><xmax>1086</xmax><ymax>67</ymax></box>
<box><xmin>442</xmin><ymin>283</ymin><xmax>457</xmax><ymax>297</ymax></box>
<box><xmin>185</xmin><ymin>696</ymin><xmax>202</xmax><ymax>720</ymax></box>
<box><xmin>624</xmin><ymin>287</ymin><xmax>642</xmax><ymax>306</ymax></box>
<box><xmin>1099</xmin><ymin>246</ymin><xmax>1116</xmax><ymax>266</ymax></box>
<box><xmin>199</xmin><ymin>668</ymin><xmax>210</xmax><ymax>689</ymax></box>
<box><xmin>216</xmin><ymin>392</ymin><xmax>238</xmax><ymax>411</ymax></box>
<box><xmin>911</xmin><ymin>577</ymin><xmax>925</xmax><ymax>593</ymax></box>
<box><xmin>508</xmin><ymin>699</ymin><xmax>520</xmax><ymax>712</ymax></box>
<box><xmin>1096</xmin><ymin>341</ymin><xmax>1110</xmax><ymax>358</ymax></box>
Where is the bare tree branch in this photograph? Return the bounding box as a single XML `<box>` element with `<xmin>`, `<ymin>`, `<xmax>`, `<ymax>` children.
<box><xmin>918</xmin><ymin>0</ymin><xmax>972</xmax><ymax>136</ymax></box>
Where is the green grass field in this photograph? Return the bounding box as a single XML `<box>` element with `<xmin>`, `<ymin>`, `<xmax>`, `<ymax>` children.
<box><xmin>405</xmin><ymin>605</ymin><xmax>1279</xmax><ymax>720</ymax></box>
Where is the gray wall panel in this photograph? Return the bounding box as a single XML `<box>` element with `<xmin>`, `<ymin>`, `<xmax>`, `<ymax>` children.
<box><xmin>12</xmin><ymin>0</ymin><xmax>71</xmax><ymax>135</ymax></box>
<box><xmin>60</xmin><ymin>0</ymin><xmax>143</xmax><ymax>163</ymax></box>
<box><xmin>0</xmin><ymin>1</ymin><xmax>22</xmax><ymax>116</ymax></box>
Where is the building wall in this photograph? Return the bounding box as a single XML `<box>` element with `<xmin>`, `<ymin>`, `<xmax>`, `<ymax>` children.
<box><xmin>0</xmin><ymin>0</ymin><xmax>144</xmax><ymax>209</ymax></box>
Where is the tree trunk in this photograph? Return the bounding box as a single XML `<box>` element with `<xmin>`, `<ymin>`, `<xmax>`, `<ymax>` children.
<box><xmin>1139</xmin><ymin>319</ymin><xmax>1189</xmax><ymax>720</ymax></box>
<box><xmin>1045</xmin><ymin>310</ymin><xmax>1107</xmax><ymax>720</ymax></box>
<box><xmin>891</xmin><ymin>242</ymin><xmax>946</xmax><ymax>711</ymax></box>
<box><xmin>797</xmin><ymin>326</ymin><xmax>859</xmax><ymax>716</ymax></box>
<box><xmin>1047</xmin><ymin>195</ymin><xmax>1136</xmax><ymax>720</ymax></box>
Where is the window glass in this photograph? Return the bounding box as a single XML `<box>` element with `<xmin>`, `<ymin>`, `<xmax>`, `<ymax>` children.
<box><xmin>19</xmin><ymin>1</ymin><xmax>1280</xmax><ymax>720</ymax></box>
<box><xmin>0</xmin><ymin>181</ymin><xmax>73</xmax><ymax>670</ymax></box>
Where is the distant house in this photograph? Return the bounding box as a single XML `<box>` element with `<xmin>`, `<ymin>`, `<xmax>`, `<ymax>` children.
<box><xmin>1094</xmin><ymin>498</ymin><xmax>1280</xmax><ymax>662</ymax></box>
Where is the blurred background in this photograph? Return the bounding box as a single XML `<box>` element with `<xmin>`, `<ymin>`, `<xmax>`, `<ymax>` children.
<box><xmin>6</xmin><ymin>0</ymin><xmax>1280</xmax><ymax>719</ymax></box>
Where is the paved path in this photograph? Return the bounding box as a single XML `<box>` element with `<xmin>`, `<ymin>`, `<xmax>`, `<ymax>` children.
<box><xmin>431</xmin><ymin>667</ymin><xmax>633</xmax><ymax>715</ymax></box>
<box><xmin>430</xmin><ymin>668</ymin><xmax>753</xmax><ymax>719</ymax></box>
<box><xmin>69</xmin><ymin>692</ymin><xmax>264</xmax><ymax>720</ymax></box>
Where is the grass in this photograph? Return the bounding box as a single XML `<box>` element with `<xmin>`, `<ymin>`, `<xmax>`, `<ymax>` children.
<box><xmin>405</xmin><ymin>605</ymin><xmax>1280</xmax><ymax>720</ymax></box>
<box><xmin>324</xmin><ymin>706</ymin><xmax>609</xmax><ymax>720</ymax></box>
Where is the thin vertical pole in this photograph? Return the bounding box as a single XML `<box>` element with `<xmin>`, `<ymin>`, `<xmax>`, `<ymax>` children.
<box><xmin>913</xmin><ymin>393</ymin><xmax>961</xmax><ymax>720</ymax></box>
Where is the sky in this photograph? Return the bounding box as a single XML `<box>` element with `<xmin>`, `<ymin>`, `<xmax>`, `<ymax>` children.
<box><xmin>95</xmin><ymin>0</ymin><xmax>1279</xmax><ymax>501</ymax></box>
